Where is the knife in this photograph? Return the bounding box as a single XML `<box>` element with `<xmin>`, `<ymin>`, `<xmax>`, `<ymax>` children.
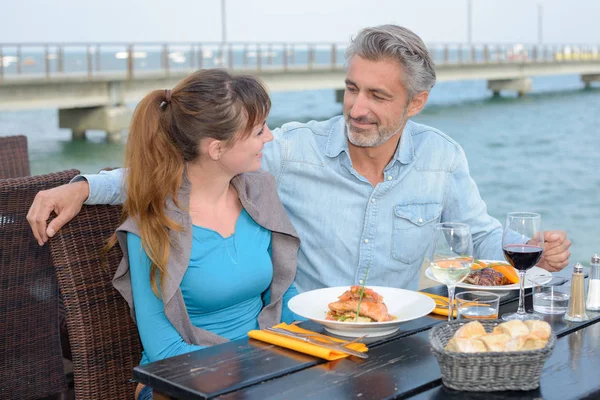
<box><xmin>264</xmin><ymin>327</ymin><xmax>369</xmax><ymax>359</ymax></box>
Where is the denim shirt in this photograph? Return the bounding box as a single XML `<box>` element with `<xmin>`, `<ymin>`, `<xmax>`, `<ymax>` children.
<box><xmin>80</xmin><ymin>115</ymin><xmax>504</xmax><ymax>292</ymax></box>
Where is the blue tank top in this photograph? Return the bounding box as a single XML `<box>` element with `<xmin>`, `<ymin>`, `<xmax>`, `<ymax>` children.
<box><xmin>128</xmin><ymin>209</ymin><xmax>273</xmax><ymax>363</ymax></box>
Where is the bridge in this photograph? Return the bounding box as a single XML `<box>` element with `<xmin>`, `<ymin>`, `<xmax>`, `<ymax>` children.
<box><xmin>1</xmin><ymin>42</ymin><xmax>599</xmax><ymax>141</ymax></box>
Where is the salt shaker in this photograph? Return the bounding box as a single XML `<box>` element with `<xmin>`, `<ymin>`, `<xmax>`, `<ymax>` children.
<box><xmin>586</xmin><ymin>254</ymin><xmax>600</xmax><ymax>311</ymax></box>
<box><xmin>564</xmin><ymin>263</ymin><xmax>589</xmax><ymax>322</ymax></box>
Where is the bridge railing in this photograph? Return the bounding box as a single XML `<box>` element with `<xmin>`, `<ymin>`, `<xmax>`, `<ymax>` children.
<box><xmin>1</xmin><ymin>42</ymin><xmax>599</xmax><ymax>82</ymax></box>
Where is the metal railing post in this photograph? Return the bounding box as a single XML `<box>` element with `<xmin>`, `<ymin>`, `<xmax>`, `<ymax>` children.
<box><xmin>44</xmin><ymin>44</ymin><xmax>50</xmax><ymax>79</ymax></box>
<box><xmin>16</xmin><ymin>45</ymin><xmax>22</xmax><ymax>74</ymax></box>
<box><xmin>197</xmin><ymin>44</ymin><xmax>203</xmax><ymax>69</ymax></box>
<box><xmin>470</xmin><ymin>45</ymin><xmax>476</xmax><ymax>63</ymax></box>
<box><xmin>283</xmin><ymin>43</ymin><xmax>288</xmax><ymax>71</ymax></box>
<box><xmin>96</xmin><ymin>44</ymin><xmax>101</xmax><ymax>72</ymax></box>
<box><xmin>127</xmin><ymin>44</ymin><xmax>134</xmax><ymax>79</ymax></box>
<box><xmin>190</xmin><ymin>44</ymin><xmax>195</xmax><ymax>69</ymax></box>
<box><xmin>458</xmin><ymin>44</ymin><xmax>462</xmax><ymax>64</ymax></box>
<box><xmin>0</xmin><ymin>46</ymin><xmax>3</xmax><ymax>81</ymax></box>
<box><xmin>257</xmin><ymin>44</ymin><xmax>262</xmax><ymax>72</ymax></box>
<box><xmin>483</xmin><ymin>45</ymin><xmax>489</xmax><ymax>63</ymax></box>
<box><xmin>267</xmin><ymin>43</ymin><xmax>272</xmax><ymax>65</ymax></box>
<box><xmin>331</xmin><ymin>44</ymin><xmax>337</xmax><ymax>69</ymax></box>
<box><xmin>443</xmin><ymin>45</ymin><xmax>449</xmax><ymax>64</ymax></box>
<box><xmin>87</xmin><ymin>45</ymin><xmax>93</xmax><ymax>79</ymax></box>
<box><xmin>162</xmin><ymin>43</ymin><xmax>169</xmax><ymax>76</ymax></box>
<box><xmin>228</xmin><ymin>44</ymin><xmax>233</xmax><ymax>69</ymax></box>
<box><xmin>58</xmin><ymin>45</ymin><xmax>64</xmax><ymax>73</ymax></box>
<box><xmin>308</xmin><ymin>44</ymin><xmax>314</xmax><ymax>70</ymax></box>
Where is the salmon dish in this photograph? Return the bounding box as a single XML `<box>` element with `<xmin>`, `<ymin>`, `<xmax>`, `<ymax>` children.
<box><xmin>326</xmin><ymin>286</ymin><xmax>393</xmax><ymax>322</ymax></box>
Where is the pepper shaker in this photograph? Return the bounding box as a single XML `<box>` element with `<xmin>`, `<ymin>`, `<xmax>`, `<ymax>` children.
<box><xmin>586</xmin><ymin>254</ymin><xmax>600</xmax><ymax>311</ymax></box>
<box><xmin>564</xmin><ymin>263</ymin><xmax>589</xmax><ymax>322</ymax></box>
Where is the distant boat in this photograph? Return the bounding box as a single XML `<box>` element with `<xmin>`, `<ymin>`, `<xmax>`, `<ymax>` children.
<box><xmin>1</xmin><ymin>56</ymin><xmax>18</xmax><ymax>67</ymax></box>
<box><xmin>23</xmin><ymin>57</ymin><xmax>37</xmax><ymax>66</ymax></box>
<box><xmin>246</xmin><ymin>50</ymin><xmax>278</xmax><ymax>58</ymax></box>
<box><xmin>114</xmin><ymin>51</ymin><xmax>148</xmax><ymax>60</ymax></box>
<box><xmin>168</xmin><ymin>52</ymin><xmax>186</xmax><ymax>64</ymax></box>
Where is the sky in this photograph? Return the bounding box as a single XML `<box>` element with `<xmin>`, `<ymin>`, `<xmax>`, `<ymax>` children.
<box><xmin>1</xmin><ymin>0</ymin><xmax>599</xmax><ymax>44</ymax></box>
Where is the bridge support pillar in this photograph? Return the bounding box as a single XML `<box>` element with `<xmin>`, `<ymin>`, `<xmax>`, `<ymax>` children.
<box><xmin>335</xmin><ymin>89</ymin><xmax>344</xmax><ymax>104</ymax></box>
<box><xmin>59</xmin><ymin>105</ymin><xmax>133</xmax><ymax>143</ymax></box>
<box><xmin>487</xmin><ymin>78</ymin><xmax>532</xmax><ymax>97</ymax></box>
<box><xmin>582</xmin><ymin>74</ymin><xmax>600</xmax><ymax>88</ymax></box>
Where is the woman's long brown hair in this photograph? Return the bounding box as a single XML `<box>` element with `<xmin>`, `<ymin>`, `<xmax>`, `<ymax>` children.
<box><xmin>105</xmin><ymin>69</ymin><xmax>271</xmax><ymax>297</ymax></box>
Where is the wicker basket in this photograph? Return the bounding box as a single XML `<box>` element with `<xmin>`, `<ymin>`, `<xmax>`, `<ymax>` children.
<box><xmin>429</xmin><ymin>320</ymin><xmax>556</xmax><ymax>392</ymax></box>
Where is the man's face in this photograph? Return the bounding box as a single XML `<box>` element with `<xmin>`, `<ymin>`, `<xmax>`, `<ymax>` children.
<box><xmin>343</xmin><ymin>56</ymin><xmax>411</xmax><ymax>148</ymax></box>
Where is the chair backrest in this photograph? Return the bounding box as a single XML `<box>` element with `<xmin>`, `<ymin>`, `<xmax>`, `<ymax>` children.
<box><xmin>0</xmin><ymin>135</ymin><xmax>31</xmax><ymax>178</ymax></box>
<box><xmin>49</xmin><ymin>204</ymin><xmax>142</xmax><ymax>399</ymax></box>
<box><xmin>0</xmin><ymin>169</ymin><xmax>79</xmax><ymax>399</ymax></box>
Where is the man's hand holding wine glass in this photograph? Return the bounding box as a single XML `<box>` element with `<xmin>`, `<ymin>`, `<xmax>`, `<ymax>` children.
<box><xmin>537</xmin><ymin>230</ymin><xmax>571</xmax><ymax>272</ymax></box>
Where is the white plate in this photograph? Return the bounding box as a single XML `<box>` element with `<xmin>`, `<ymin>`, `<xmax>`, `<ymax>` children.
<box><xmin>287</xmin><ymin>286</ymin><xmax>435</xmax><ymax>338</ymax></box>
<box><xmin>424</xmin><ymin>260</ymin><xmax>552</xmax><ymax>291</ymax></box>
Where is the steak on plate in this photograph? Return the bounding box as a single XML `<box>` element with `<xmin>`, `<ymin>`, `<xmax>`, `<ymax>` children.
<box><xmin>464</xmin><ymin>268</ymin><xmax>510</xmax><ymax>286</ymax></box>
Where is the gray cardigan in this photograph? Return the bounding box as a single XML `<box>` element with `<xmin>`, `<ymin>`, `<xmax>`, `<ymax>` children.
<box><xmin>113</xmin><ymin>170</ymin><xmax>300</xmax><ymax>347</ymax></box>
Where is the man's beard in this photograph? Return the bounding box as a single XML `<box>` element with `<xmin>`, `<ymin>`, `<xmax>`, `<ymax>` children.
<box><xmin>345</xmin><ymin>107</ymin><xmax>408</xmax><ymax>148</ymax></box>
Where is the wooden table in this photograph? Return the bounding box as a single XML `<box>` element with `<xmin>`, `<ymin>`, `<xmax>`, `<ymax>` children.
<box><xmin>134</xmin><ymin>286</ymin><xmax>600</xmax><ymax>400</ymax></box>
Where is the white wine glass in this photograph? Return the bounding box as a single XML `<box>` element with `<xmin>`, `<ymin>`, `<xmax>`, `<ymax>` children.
<box><xmin>429</xmin><ymin>222</ymin><xmax>474</xmax><ymax>321</ymax></box>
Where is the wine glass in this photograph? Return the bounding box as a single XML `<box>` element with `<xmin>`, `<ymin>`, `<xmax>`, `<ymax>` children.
<box><xmin>501</xmin><ymin>212</ymin><xmax>544</xmax><ymax>321</ymax></box>
<box><xmin>429</xmin><ymin>223</ymin><xmax>474</xmax><ymax>321</ymax></box>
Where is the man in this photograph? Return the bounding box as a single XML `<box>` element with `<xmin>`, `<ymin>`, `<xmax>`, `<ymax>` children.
<box><xmin>28</xmin><ymin>25</ymin><xmax>571</xmax><ymax>292</ymax></box>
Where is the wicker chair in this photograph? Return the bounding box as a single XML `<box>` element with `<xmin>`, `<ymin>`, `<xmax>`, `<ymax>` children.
<box><xmin>49</xmin><ymin>204</ymin><xmax>142</xmax><ymax>399</ymax></box>
<box><xmin>0</xmin><ymin>170</ymin><xmax>79</xmax><ymax>400</ymax></box>
<box><xmin>0</xmin><ymin>135</ymin><xmax>31</xmax><ymax>178</ymax></box>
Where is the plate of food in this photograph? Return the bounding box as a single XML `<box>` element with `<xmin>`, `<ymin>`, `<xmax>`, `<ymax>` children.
<box><xmin>287</xmin><ymin>285</ymin><xmax>435</xmax><ymax>337</ymax></box>
<box><xmin>425</xmin><ymin>259</ymin><xmax>552</xmax><ymax>291</ymax></box>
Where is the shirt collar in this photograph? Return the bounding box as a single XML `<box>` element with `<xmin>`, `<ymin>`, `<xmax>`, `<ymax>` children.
<box><xmin>325</xmin><ymin>116</ymin><xmax>416</xmax><ymax>165</ymax></box>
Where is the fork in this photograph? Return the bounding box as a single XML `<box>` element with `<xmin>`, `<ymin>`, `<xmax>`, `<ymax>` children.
<box><xmin>265</xmin><ymin>327</ymin><xmax>367</xmax><ymax>347</ymax></box>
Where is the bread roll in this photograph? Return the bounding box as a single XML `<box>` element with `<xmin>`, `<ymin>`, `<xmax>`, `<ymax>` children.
<box><xmin>493</xmin><ymin>320</ymin><xmax>529</xmax><ymax>338</ymax></box>
<box><xmin>454</xmin><ymin>321</ymin><xmax>487</xmax><ymax>339</ymax></box>
<box><xmin>504</xmin><ymin>335</ymin><xmax>527</xmax><ymax>352</ymax></box>
<box><xmin>522</xmin><ymin>334</ymin><xmax>547</xmax><ymax>350</ymax></box>
<box><xmin>478</xmin><ymin>333</ymin><xmax>511</xmax><ymax>352</ymax></box>
<box><xmin>524</xmin><ymin>320</ymin><xmax>551</xmax><ymax>340</ymax></box>
<box><xmin>445</xmin><ymin>337</ymin><xmax>487</xmax><ymax>353</ymax></box>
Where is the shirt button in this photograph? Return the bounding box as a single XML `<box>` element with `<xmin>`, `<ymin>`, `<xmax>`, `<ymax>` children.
<box><xmin>364</xmin><ymin>239</ymin><xmax>369</xmax><ymax>244</ymax></box>
<box><xmin>418</xmin><ymin>218</ymin><xmax>423</xmax><ymax>223</ymax></box>
<box><xmin>371</xmin><ymin>198</ymin><xmax>376</xmax><ymax>203</ymax></box>
<box><xmin>387</xmin><ymin>176</ymin><xmax>393</xmax><ymax>181</ymax></box>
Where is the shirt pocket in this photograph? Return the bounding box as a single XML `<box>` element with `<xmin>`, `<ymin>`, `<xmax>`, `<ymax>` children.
<box><xmin>392</xmin><ymin>203</ymin><xmax>442</xmax><ymax>264</ymax></box>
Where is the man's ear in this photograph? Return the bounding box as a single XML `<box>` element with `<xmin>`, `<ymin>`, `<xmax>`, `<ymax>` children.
<box><xmin>406</xmin><ymin>91</ymin><xmax>429</xmax><ymax>117</ymax></box>
<box><xmin>207</xmin><ymin>139</ymin><xmax>225</xmax><ymax>161</ymax></box>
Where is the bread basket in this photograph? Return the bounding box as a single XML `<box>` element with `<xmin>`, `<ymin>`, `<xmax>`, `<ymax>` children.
<box><xmin>429</xmin><ymin>320</ymin><xmax>556</xmax><ymax>392</ymax></box>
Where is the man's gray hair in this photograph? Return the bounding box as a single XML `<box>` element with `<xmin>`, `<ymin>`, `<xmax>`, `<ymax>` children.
<box><xmin>345</xmin><ymin>25</ymin><xmax>436</xmax><ymax>99</ymax></box>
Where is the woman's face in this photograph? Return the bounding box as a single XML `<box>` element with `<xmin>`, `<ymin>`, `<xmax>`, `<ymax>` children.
<box><xmin>219</xmin><ymin>120</ymin><xmax>273</xmax><ymax>175</ymax></box>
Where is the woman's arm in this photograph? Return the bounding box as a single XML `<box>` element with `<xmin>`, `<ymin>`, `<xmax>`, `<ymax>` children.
<box><xmin>127</xmin><ymin>232</ymin><xmax>203</xmax><ymax>362</ymax></box>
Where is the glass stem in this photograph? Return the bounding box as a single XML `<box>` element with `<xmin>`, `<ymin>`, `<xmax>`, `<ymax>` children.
<box><xmin>447</xmin><ymin>285</ymin><xmax>456</xmax><ymax>321</ymax></box>
<box><xmin>517</xmin><ymin>270</ymin><xmax>527</xmax><ymax>315</ymax></box>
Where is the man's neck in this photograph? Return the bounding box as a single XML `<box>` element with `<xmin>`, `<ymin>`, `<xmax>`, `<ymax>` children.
<box><xmin>347</xmin><ymin>133</ymin><xmax>401</xmax><ymax>186</ymax></box>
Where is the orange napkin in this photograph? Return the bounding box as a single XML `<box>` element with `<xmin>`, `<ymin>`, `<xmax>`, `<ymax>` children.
<box><xmin>248</xmin><ymin>323</ymin><xmax>368</xmax><ymax>361</ymax></box>
<box><xmin>420</xmin><ymin>292</ymin><xmax>457</xmax><ymax>318</ymax></box>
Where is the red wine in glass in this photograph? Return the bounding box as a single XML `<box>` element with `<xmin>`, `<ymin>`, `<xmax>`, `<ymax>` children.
<box><xmin>503</xmin><ymin>244</ymin><xmax>544</xmax><ymax>271</ymax></box>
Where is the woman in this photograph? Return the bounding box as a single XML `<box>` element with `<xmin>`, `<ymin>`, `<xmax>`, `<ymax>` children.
<box><xmin>107</xmin><ymin>69</ymin><xmax>300</xmax><ymax>400</ymax></box>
